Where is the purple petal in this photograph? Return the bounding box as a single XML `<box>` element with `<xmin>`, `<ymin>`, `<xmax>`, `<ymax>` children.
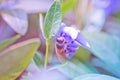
<box><xmin>56</xmin><ymin>23</ymin><xmax>73</xmax><ymax>43</ymax></box>
<box><xmin>67</xmin><ymin>41</ymin><xmax>79</xmax><ymax>49</ymax></box>
<box><xmin>66</xmin><ymin>52</ymin><xmax>76</xmax><ymax>59</ymax></box>
<box><xmin>56</xmin><ymin>23</ymin><xmax>66</xmax><ymax>37</ymax></box>
<box><xmin>56</xmin><ymin>43</ymin><xmax>64</xmax><ymax>49</ymax></box>
<box><xmin>56</xmin><ymin>37</ymin><xmax>65</xmax><ymax>44</ymax></box>
<box><xmin>65</xmin><ymin>42</ymin><xmax>79</xmax><ymax>59</ymax></box>
<box><xmin>56</xmin><ymin>23</ymin><xmax>90</xmax><ymax>59</ymax></box>
<box><xmin>62</xmin><ymin>33</ymin><xmax>72</xmax><ymax>43</ymax></box>
<box><xmin>75</xmin><ymin>32</ymin><xmax>90</xmax><ymax>49</ymax></box>
<box><xmin>66</xmin><ymin>47</ymin><xmax>77</xmax><ymax>53</ymax></box>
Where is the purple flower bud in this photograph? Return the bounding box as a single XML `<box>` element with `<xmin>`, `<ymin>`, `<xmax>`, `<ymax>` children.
<box><xmin>55</xmin><ymin>23</ymin><xmax>90</xmax><ymax>59</ymax></box>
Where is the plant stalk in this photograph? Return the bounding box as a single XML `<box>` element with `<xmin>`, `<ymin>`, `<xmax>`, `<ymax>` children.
<box><xmin>44</xmin><ymin>39</ymin><xmax>49</xmax><ymax>68</ymax></box>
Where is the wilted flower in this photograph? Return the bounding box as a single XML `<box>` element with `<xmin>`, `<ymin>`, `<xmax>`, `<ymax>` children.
<box><xmin>55</xmin><ymin>23</ymin><xmax>90</xmax><ymax>59</ymax></box>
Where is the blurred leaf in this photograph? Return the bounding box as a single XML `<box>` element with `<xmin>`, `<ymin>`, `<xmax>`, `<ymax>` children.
<box><xmin>74</xmin><ymin>46</ymin><xmax>91</xmax><ymax>62</ymax></box>
<box><xmin>115</xmin><ymin>12</ymin><xmax>120</xmax><ymax>22</ymax></box>
<box><xmin>91</xmin><ymin>58</ymin><xmax>120</xmax><ymax>78</ymax></box>
<box><xmin>61</xmin><ymin>0</ymin><xmax>77</xmax><ymax>15</ymax></box>
<box><xmin>83</xmin><ymin>32</ymin><xmax>120</xmax><ymax>77</ymax></box>
<box><xmin>73</xmin><ymin>74</ymin><xmax>120</xmax><ymax>80</ymax></box>
<box><xmin>16</xmin><ymin>59</ymin><xmax>41</xmax><ymax>80</ymax></box>
<box><xmin>0</xmin><ymin>35</ymin><xmax>20</xmax><ymax>51</ymax></box>
<box><xmin>33</xmin><ymin>52</ymin><xmax>44</xmax><ymax>67</ymax></box>
<box><xmin>49</xmin><ymin>61</ymin><xmax>98</xmax><ymax>79</ymax></box>
<box><xmin>43</xmin><ymin>0</ymin><xmax>62</xmax><ymax>39</ymax></box>
<box><xmin>1</xmin><ymin>9</ymin><xmax>28</xmax><ymax>35</ymax></box>
<box><xmin>0</xmin><ymin>38</ymin><xmax>40</xmax><ymax>80</ymax></box>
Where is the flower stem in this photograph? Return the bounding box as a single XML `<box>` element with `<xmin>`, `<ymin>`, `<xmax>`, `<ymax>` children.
<box><xmin>44</xmin><ymin>39</ymin><xmax>49</xmax><ymax>68</ymax></box>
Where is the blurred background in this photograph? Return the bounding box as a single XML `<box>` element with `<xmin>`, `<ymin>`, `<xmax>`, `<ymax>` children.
<box><xmin>0</xmin><ymin>0</ymin><xmax>120</xmax><ymax>80</ymax></box>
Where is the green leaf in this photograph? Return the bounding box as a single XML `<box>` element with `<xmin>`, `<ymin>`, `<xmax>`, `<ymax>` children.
<box><xmin>115</xmin><ymin>12</ymin><xmax>120</xmax><ymax>22</ymax></box>
<box><xmin>74</xmin><ymin>47</ymin><xmax>91</xmax><ymax>62</ymax></box>
<box><xmin>43</xmin><ymin>0</ymin><xmax>62</xmax><ymax>39</ymax></box>
<box><xmin>0</xmin><ymin>35</ymin><xmax>20</xmax><ymax>51</ymax></box>
<box><xmin>0</xmin><ymin>38</ymin><xmax>40</xmax><ymax>80</ymax></box>
<box><xmin>91</xmin><ymin>58</ymin><xmax>120</xmax><ymax>78</ymax></box>
<box><xmin>0</xmin><ymin>0</ymin><xmax>2</xmax><ymax>3</ymax></box>
<box><xmin>61</xmin><ymin>0</ymin><xmax>77</xmax><ymax>15</ymax></box>
<box><xmin>73</xmin><ymin>74</ymin><xmax>120</xmax><ymax>80</ymax></box>
<box><xmin>83</xmin><ymin>32</ymin><xmax>120</xmax><ymax>77</ymax></box>
<box><xmin>33</xmin><ymin>52</ymin><xmax>44</xmax><ymax>67</ymax></box>
<box><xmin>49</xmin><ymin>61</ymin><xmax>98</xmax><ymax>79</ymax></box>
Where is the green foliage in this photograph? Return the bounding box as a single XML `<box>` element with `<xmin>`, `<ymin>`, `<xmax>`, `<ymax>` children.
<box><xmin>43</xmin><ymin>0</ymin><xmax>62</xmax><ymax>39</ymax></box>
<box><xmin>115</xmin><ymin>12</ymin><xmax>120</xmax><ymax>22</ymax></box>
<box><xmin>33</xmin><ymin>52</ymin><xmax>44</xmax><ymax>67</ymax></box>
<box><xmin>49</xmin><ymin>61</ymin><xmax>98</xmax><ymax>79</ymax></box>
<box><xmin>91</xmin><ymin>58</ymin><xmax>120</xmax><ymax>78</ymax></box>
<box><xmin>74</xmin><ymin>47</ymin><xmax>91</xmax><ymax>62</ymax></box>
<box><xmin>83</xmin><ymin>32</ymin><xmax>120</xmax><ymax>77</ymax></box>
<box><xmin>61</xmin><ymin>0</ymin><xmax>77</xmax><ymax>15</ymax></box>
<box><xmin>0</xmin><ymin>38</ymin><xmax>40</xmax><ymax>80</ymax></box>
<box><xmin>0</xmin><ymin>35</ymin><xmax>20</xmax><ymax>51</ymax></box>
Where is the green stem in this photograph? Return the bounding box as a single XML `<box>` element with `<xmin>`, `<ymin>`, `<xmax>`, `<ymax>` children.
<box><xmin>44</xmin><ymin>39</ymin><xmax>49</xmax><ymax>68</ymax></box>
